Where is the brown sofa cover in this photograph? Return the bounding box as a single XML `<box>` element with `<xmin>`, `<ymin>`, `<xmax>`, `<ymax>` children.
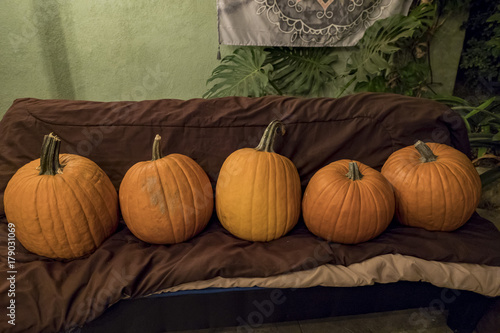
<box><xmin>0</xmin><ymin>93</ymin><xmax>499</xmax><ymax>332</ymax></box>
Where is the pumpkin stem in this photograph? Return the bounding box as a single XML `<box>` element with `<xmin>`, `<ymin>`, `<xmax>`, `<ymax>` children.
<box><xmin>39</xmin><ymin>133</ymin><xmax>63</xmax><ymax>175</ymax></box>
<box><xmin>255</xmin><ymin>120</ymin><xmax>285</xmax><ymax>153</ymax></box>
<box><xmin>415</xmin><ymin>140</ymin><xmax>437</xmax><ymax>163</ymax></box>
<box><xmin>152</xmin><ymin>134</ymin><xmax>163</xmax><ymax>161</ymax></box>
<box><xmin>346</xmin><ymin>162</ymin><xmax>363</xmax><ymax>181</ymax></box>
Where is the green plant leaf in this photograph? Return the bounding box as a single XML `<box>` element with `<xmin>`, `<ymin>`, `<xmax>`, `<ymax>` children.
<box><xmin>480</xmin><ymin>167</ymin><xmax>500</xmax><ymax>187</ymax></box>
<box><xmin>464</xmin><ymin>97</ymin><xmax>497</xmax><ymax>119</ymax></box>
<box><xmin>204</xmin><ymin>48</ymin><xmax>273</xmax><ymax>98</ymax></box>
<box><xmin>433</xmin><ymin>95</ymin><xmax>471</xmax><ymax>107</ymax></box>
<box><xmin>344</xmin><ymin>3</ymin><xmax>436</xmax><ymax>83</ymax></box>
<box><xmin>477</xmin><ymin>147</ymin><xmax>488</xmax><ymax>158</ymax></box>
<box><xmin>354</xmin><ymin>76</ymin><xmax>388</xmax><ymax>93</ymax></box>
<box><xmin>461</xmin><ymin>116</ymin><xmax>472</xmax><ymax>133</ymax></box>
<box><xmin>265</xmin><ymin>47</ymin><xmax>338</xmax><ymax>97</ymax></box>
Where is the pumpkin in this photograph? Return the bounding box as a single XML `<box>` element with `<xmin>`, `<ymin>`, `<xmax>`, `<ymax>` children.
<box><xmin>216</xmin><ymin>120</ymin><xmax>301</xmax><ymax>242</ymax></box>
<box><xmin>4</xmin><ymin>133</ymin><xmax>119</xmax><ymax>259</ymax></box>
<box><xmin>381</xmin><ymin>140</ymin><xmax>482</xmax><ymax>231</ymax></box>
<box><xmin>119</xmin><ymin>135</ymin><xmax>213</xmax><ymax>244</ymax></box>
<box><xmin>302</xmin><ymin>160</ymin><xmax>395</xmax><ymax>244</ymax></box>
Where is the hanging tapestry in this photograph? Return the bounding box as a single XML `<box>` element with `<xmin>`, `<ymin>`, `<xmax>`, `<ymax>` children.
<box><xmin>218</xmin><ymin>0</ymin><xmax>414</xmax><ymax>47</ymax></box>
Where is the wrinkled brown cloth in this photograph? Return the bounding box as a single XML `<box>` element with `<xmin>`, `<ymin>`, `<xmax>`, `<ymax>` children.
<box><xmin>0</xmin><ymin>93</ymin><xmax>498</xmax><ymax>333</ymax></box>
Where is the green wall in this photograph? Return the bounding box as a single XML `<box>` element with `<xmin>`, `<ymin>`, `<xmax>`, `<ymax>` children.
<box><xmin>0</xmin><ymin>0</ymin><xmax>220</xmax><ymax>118</ymax></box>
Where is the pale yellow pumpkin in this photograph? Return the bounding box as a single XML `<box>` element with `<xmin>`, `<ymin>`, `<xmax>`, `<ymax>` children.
<box><xmin>216</xmin><ymin>120</ymin><xmax>301</xmax><ymax>242</ymax></box>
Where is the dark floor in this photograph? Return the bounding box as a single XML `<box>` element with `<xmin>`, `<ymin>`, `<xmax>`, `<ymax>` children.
<box><xmin>170</xmin><ymin>308</ymin><xmax>452</xmax><ymax>332</ymax></box>
<box><xmin>172</xmin><ymin>208</ymin><xmax>500</xmax><ymax>333</ymax></box>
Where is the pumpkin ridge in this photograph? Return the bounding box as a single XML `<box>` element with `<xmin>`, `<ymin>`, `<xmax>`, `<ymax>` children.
<box><xmin>129</xmin><ymin>164</ymin><xmax>152</xmax><ymax>239</ymax></box>
<box><xmin>35</xmin><ymin>177</ymin><xmax>59</xmax><ymax>257</ymax></box>
<box><xmin>444</xmin><ymin>158</ymin><xmax>481</xmax><ymax>188</ymax></box>
<box><xmin>391</xmin><ymin>160</ymin><xmax>417</xmax><ymax>194</ymax></box>
<box><xmin>8</xmin><ymin>165</ymin><xmax>37</xmax><ymax>189</ymax></box>
<box><xmin>307</xmin><ymin>170</ymin><xmax>337</xmax><ymax>224</ymax></box>
<box><xmin>271</xmin><ymin>153</ymin><xmax>280</xmax><ymax>241</ymax></box>
<box><xmin>44</xmin><ymin>178</ymin><xmax>64</xmax><ymax>256</ymax></box>
<box><xmin>265</xmin><ymin>154</ymin><xmax>272</xmax><ymax>241</ymax></box>
<box><xmin>66</xmin><ymin>174</ymin><xmax>106</xmax><ymax>247</ymax></box>
<box><xmin>62</xmin><ymin>174</ymin><xmax>104</xmax><ymax>253</ymax></box>
<box><xmin>248</xmin><ymin>153</ymin><xmax>261</xmax><ymax>241</ymax></box>
<box><xmin>359</xmin><ymin>179</ymin><xmax>381</xmax><ymax>240</ymax></box>
<box><xmin>360</xmin><ymin>180</ymin><xmax>379</xmax><ymax>242</ymax></box>
<box><xmin>326</xmin><ymin>181</ymin><xmax>351</xmax><ymax>241</ymax></box>
<box><xmin>155</xmin><ymin>160</ymin><xmax>179</xmax><ymax>244</ymax></box>
<box><xmin>432</xmin><ymin>163</ymin><xmax>450</xmax><ymax>229</ymax></box>
<box><xmin>277</xmin><ymin>154</ymin><xmax>290</xmax><ymax>239</ymax></box>
<box><xmin>170</xmin><ymin>156</ymin><xmax>199</xmax><ymax>240</ymax></box>
<box><xmin>164</xmin><ymin>158</ymin><xmax>189</xmax><ymax>242</ymax></box>
<box><xmin>344</xmin><ymin>180</ymin><xmax>361</xmax><ymax>243</ymax></box>
<box><xmin>181</xmin><ymin>156</ymin><xmax>213</xmax><ymax>234</ymax></box>
<box><xmin>77</xmin><ymin>162</ymin><xmax>116</xmax><ymax>233</ymax></box>
<box><xmin>53</xmin><ymin>176</ymin><xmax>81</xmax><ymax>257</ymax></box>
<box><xmin>438</xmin><ymin>160</ymin><xmax>478</xmax><ymax>224</ymax></box>
<box><xmin>423</xmin><ymin>166</ymin><xmax>438</xmax><ymax>229</ymax></box>
<box><xmin>37</xmin><ymin>177</ymin><xmax>59</xmax><ymax>257</ymax></box>
<box><xmin>410</xmin><ymin>166</ymin><xmax>424</xmax><ymax>228</ymax></box>
<box><xmin>312</xmin><ymin>175</ymin><xmax>343</xmax><ymax>238</ymax></box>
<box><xmin>42</xmin><ymin>177</ymin><xmax>68</xmax><ymax>257</ymax></box>
<box><xmin>330</xmin><ymin>179</ymin><xmax>349</xmax><ymax>243</ymax></box>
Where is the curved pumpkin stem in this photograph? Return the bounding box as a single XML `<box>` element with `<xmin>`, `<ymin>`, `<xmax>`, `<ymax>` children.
<box><xmin>255</xmin><ymin>120</ymin><xmax>285</xmax><ymax>153</ymax></box>
<box><xmin>415</xmin><ymin>140</ymin><xmax>437</xmax><ymax>163</ymax></box>
<box><xmin>39</xmin><ymin>133</ymin><xmax>63</xmax><ymax>175</ymax></box>
<box><xmin>152</xmin><ymin>134</ymin><xmax>163</xmax><ymax>161</ymax></box>
<box><xmin>346</xmin><ymin>161</ymin><xmax>363</xmax><ymax>181</ymax></box>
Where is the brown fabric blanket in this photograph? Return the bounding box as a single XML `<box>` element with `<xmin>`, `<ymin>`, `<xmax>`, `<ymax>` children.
<box><xmin>0</xmin><ymin>93</ymin><xmax>497</xmax><ymax>332</ymax></box>
<box><xmin>0</xmin><ymin>214</ymin><xmax>499</xmax><ymax>333</ymax></box>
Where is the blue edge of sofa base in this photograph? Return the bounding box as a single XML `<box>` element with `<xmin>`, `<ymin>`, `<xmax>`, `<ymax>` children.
<box><xmin>79</xmin><ymin>282</ymin><xmax>496</xmax><ymax>333</ymax></box>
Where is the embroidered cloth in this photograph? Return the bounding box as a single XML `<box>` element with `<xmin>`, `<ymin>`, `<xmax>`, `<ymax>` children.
<box><xmin>218</xmin><ymin>0</ymin><xmax>413</xmax><ymax>47</ymax></box>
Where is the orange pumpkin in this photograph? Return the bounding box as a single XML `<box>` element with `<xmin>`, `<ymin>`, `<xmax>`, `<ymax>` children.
<box><xmin>303</xmin><ymin>160</ymin><xmax>395</xmax><ymax>244</ymax></box>
<box><xmin>119</xmin><ymin>135</ymin><xmax>213</xmax><ymax>244</ymax></box>
<box><xmin>216</xmin><ymin>120</ymin><xmax>301</xmax><ymax>242</ymax></box>
<box><xmin>4</xmin><ymin>133</ymin><xmax>119</xmax><ymax>259</ymax></box>
<box><xmin>381</xmin><ymin>140</ymin><xmax>481</xmax><ymax>231</ymax></box>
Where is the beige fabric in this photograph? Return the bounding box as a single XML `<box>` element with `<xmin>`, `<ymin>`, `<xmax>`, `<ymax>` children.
<box><xmin>148</xmin><ymin>254</ymin><xmax>500</xmax><ymax>297</ymax></box>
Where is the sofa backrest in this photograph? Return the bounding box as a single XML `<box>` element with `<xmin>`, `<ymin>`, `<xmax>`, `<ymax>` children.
<box><xmin>0</xmin><ymin>93</ymin><xmax>470</xmax><ymax>216</ymax></box>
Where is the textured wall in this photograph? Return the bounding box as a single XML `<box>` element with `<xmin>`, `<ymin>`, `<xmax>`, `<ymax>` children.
<box><xmin>429</xmin><ymin>9</ymin><xmax>469</xmax><ymax>96</ymax></box>
<box><xmin>0</xmin><ymin>0</ymin><xmax>220</xmax><ymax>118</ymax></box>
<box><xmin>0</xmin><ymin>1</ymin><xmax>467</xmax><ymax>119</ymax></box>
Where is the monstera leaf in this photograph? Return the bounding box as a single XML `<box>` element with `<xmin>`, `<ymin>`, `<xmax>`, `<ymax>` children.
<box><xmin>204</xmin><ymin>46</ymin><xmax>338</xmax><ymax>98</ymax></box>
<box><xmin>345</xmin><ymin>3</ymin><xmax>435</xmax><ymax>83</ymax></box>
<box><xmin>266</xmin><ymin>47</ymin><xmax>338</xmax><ymax>97</ymax></box>
<box><xmin>203</xmin><ymin>48</ymin><xmax>274</xmax><ymax>98</ymax></box>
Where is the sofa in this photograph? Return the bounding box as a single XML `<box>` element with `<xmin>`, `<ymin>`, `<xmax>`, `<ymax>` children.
<box><xmin>0</xmin><ymin>93</ymin><xmax>499</xmax><ymax>333</ymax></box>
